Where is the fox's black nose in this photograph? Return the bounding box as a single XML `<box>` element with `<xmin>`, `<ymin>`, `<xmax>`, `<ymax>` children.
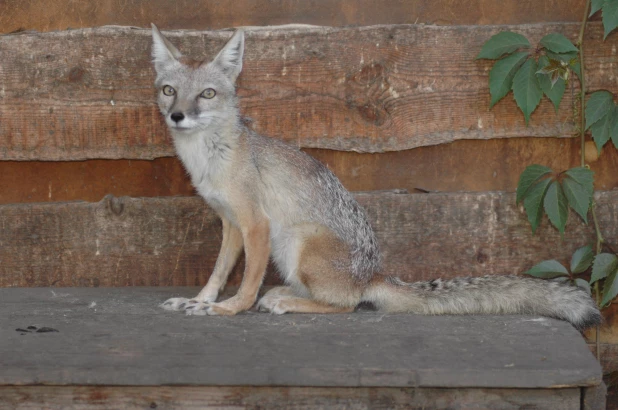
<box><xmin>170</xmin><ymin>112</ymin><xmax>185</xmax><ymax>123</ymax></box>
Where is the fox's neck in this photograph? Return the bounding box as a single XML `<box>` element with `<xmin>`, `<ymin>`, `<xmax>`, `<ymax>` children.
<box><xmin>171</xmin><ymin>116</ymin><xmax>242</xmax><ymax>188</ymax></box>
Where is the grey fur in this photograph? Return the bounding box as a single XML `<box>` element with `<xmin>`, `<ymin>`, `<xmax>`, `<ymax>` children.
<box><xmin>151</xmin><ymin>26</ymin><xmax>601</xmax><ymax>330</ymax></box>
<box><xmin>372</xmin><ymin>275</ymin><xmax>602</xmax><ymax>331</ymax></box>
<box><xmin>248</xmin><ymin>130</ymin><xmax>382</xmax><ymax>281</ymax></box>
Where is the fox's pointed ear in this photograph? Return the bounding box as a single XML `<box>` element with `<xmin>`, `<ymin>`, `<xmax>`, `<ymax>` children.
<box><xmin>151</xmin><ymin>23</ymin><xmax>182</xmax><ymax>72</ymax></box>
<box><xmin>212</xmin><ymin>30</ymin><xmax>245</xmax><ymax>82</ymax></box>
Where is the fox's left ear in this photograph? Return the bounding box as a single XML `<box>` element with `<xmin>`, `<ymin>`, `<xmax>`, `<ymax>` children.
<box><xmin>151</xmin><ymin>23</ymin><xmax>182</xmax><ymax>72</ymax></box>
<box><xmin>212</xmin><ymin>30</ymin><xmax>245</xmax><ymax>83</ymax></box>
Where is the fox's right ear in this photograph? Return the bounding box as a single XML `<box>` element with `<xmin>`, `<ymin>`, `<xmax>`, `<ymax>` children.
<box><xmin>151</xmin><ymin>23</ymin><xmax>182</xmax><ymax>72</ymax></box>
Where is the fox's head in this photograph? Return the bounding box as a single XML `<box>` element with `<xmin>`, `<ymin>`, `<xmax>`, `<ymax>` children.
<box><xmin>151</xmin><ymin>24</ymin><xmax>244</xmax><ymax>134</ymax></box>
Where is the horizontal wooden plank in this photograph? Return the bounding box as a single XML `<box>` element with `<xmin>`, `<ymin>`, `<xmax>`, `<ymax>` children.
<box><xmin>0</xmin><ymin>386</ymin><xmax>582</xmax><ymax>410</ymax></box>
<box><xmin>0</xmin><ymin>287</ymin><xmax>601</xmax><ymax>390</ymax></box>
<box><xmin>1</xmin><ymin>138</ymin><xmax>618</xmax><ymax>205</ymax></box>
<box><xmin>0</xmin><ymin>0</ymin><xmax>590</xmax><ymax>35</ymax></box>
<box><xmin>0</xmin><ymin>24</ymin><xmax>616</xmax><ymax>159</ymax></box>
<box><xmin>1</xmin><ymin>191</ymin><xmax>616</xmax><ymax>287</ymax></box>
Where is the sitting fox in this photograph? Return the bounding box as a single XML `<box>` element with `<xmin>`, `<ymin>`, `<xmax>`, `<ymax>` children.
<box><xmin>151</xmin><ymin>25</ymin><xmax>601</xmax><ymax>330</ymax></box>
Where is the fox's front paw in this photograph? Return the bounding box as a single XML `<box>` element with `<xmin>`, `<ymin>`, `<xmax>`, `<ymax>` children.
<box><xmin>184</xmin><ymin>301</ymin><xmax>211</xmax><ymax>316</ymax></box>
<box><xmin>161</xmin><ymin>297</ymin><xmax>211</xmax><ymax>313</ymax></box>
<box><xmin>205</xmin><ymin>303</ymin><xmax>238</xmax><ymax>316</ymax></box>
<box><xmin>160</xmin><ymin>297</ymin><xmax>192</xmax><ymax>311</ymax></box>
<box><xmin>204</xmin><ymin>297</ymin><xmax>253</xmax><ymax>316</ymax></box>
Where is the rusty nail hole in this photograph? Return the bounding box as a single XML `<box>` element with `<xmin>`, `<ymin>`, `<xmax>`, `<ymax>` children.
<box><xmin>150</xmin><ymin>402</ymin><xmax>157</xmax><ymax>408</ymax></box>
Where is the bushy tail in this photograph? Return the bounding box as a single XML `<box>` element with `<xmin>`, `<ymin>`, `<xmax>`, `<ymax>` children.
<box><xmin>362</xmin><ymin>275</ymin><xmax>601</xmax><ymax>331</ymax></box>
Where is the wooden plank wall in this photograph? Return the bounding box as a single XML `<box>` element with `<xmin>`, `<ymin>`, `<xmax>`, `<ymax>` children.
<box><xmin>0</xmin><ymin>1</ymin><xmax>616</xmax><ymax>203</ymax></box>
<box><xmin>1</xmin><ymin>0</ymin><xmax>618</xmax><ymax>366</ymax></box>
<box><xmin>2</xmin><ymin>24</ymin><xmax>614</xmax><ymax>160</ymax></box>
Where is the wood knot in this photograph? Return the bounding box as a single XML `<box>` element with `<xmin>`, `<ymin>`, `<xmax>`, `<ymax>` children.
<box><xmin>476</xmin><ymin>250</ymin><xmax>488</xmax><ymax>264</ymax></box>
<box><xmin>350</xmin><ymin>63</ymin><xmax>386</xmax><ymax>86</ymax></box>
<box><xmin>105</xmin><ymin>194</ymin><xmax>125</xmax><ymax>216</ymax></box>
<box><xmin>68</xmin><ymin>67</ymin><xmax>85</xmax><ymax>82</ymax></box>
<box><xmin>345</xmin><ymin>63</ymin><xmax>390</xmax><ymax>126</ymax></box>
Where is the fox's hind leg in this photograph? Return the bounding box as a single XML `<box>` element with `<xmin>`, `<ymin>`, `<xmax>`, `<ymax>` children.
<box><xmin>258</xmin><ymin>225</ymin><xmax>364</xmax><ymax>314</ymax></box>
<box><xmin>258</xmin><ymin>290</ymin><xmax>355</xmax><ymax>314</ymax></box>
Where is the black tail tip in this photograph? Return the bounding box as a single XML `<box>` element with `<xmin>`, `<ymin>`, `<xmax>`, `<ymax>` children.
<box><xmin>574</xmin><ymin>310</ymin><xmax>603</xmax><ymax>332</ymax></box>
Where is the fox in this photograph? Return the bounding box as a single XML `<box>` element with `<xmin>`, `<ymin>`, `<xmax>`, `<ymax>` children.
<box><xmin>151</xmin><ymin>25</ymin><xmax>601</xmax><ymax>331</ymax></box>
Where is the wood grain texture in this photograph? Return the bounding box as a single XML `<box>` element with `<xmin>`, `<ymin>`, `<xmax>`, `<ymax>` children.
<box><xmin>2</xmin><ymin>138</ymin><xmax>617</xmax><ymax>205</ymax></box>
<box><xmin>0</xmin><ymin>287</ymin><xmax>602</xmax><ymax>390</ymax></box>
<box><xmin>1</xmin><ymin>191</ymin><xmax>616</xmax><ymax>287</ymax></box>
<box><xmin>0</xmin><ymin>385</ymin><xmax>582</xmax><ymax>410</ymax></box>
<box><xmin>0</xmin><ymin>0</ymin><xmax>590</xmax><ymax>34</ymax></box>
<box><xmin>0</xmin><ymin>24</ymin><xmax>616</xmax><ymax>160</ymax></box>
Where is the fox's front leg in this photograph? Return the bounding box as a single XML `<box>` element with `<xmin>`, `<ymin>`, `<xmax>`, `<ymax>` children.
<box><xmin>161</xmin><ymin>217</ymin><xmax>243</xmax><ymax>311</ymax></box>
<box><xmin>207</xmin><ymin>218</ymin><xmax>270</xmax><ymax>316</ymax></box>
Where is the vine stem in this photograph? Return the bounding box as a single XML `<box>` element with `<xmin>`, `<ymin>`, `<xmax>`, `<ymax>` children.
<box><xmin>578</xmin><ymin>0</ymin><xmax>589</xmax><ymax>168</ymax></box>
<box><xmin>577</xmin><ymin>0</ymin><xmax>603</xmax><ymax>361</ymax></box>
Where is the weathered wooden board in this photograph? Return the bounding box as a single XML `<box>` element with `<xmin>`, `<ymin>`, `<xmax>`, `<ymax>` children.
<box><xmin>2</xmin><ymin>138</ymin><xmax>618</xmax><ymax>205</ymax></box>
<box><xmin>0</xmin><ymin>287</ymin><xmax>602</xmax><ymax>390</ymax></box>
<box><xmin>1</xmin><ymin>191</ymin><xmax>616</xmax><ymax>287</ymax></box>
<box><xmin>0</xmin><ymin>0</ymin><xmax>590</xmax><ymax>35</ymax></box>
<box><xmin>0</xmin><ymin>24</ymin><xmax>616</xmax><ymax>160</ymax></box>
<box><xmin>0</xmin><ymin>386</ymin><xmax>582</xmax><ymax>410</ymax></box>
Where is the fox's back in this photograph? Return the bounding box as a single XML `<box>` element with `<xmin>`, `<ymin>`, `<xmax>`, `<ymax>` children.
<box><xmin>242</xmin><ymin>129</ymin><xmax>382</xmax><ymax>281</ymax></box>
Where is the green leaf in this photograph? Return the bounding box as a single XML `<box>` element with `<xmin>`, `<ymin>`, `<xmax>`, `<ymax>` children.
<box><xmin>488</xmin><ymin>52</ymin><xmax>529</xmax><ymax>108</ymax></box>
<box><xmin>537</xmin><ymin>71</ymin><xmax>565</xmax><ymax>112</ymax></box>
<box><xmin>523</xmin><ymin>177</ymin><xmax>552</xmax><ymax>234</ymax></box>
<box><xmin>539</xmin><ymin>33</ymin><xmax>579</xmax><ymax>54</ymax></box>
<box><xmin>571</xmin><ymin>245</ymin><xmax>594</xmax><ymax>274</ymax></box>
<box><xmin>591</xmin><ymin>253</ymin><xmax>618</xmax><ymax>284</ymax></box>
<box><xmin>602</xmin><ymin>268</ymin><xmax>618</xmax><ymax>306</ymax></box>
<box><xmin>477</xmin><ymin>32</ymin><xmax>531</xmax><ymax>60</ymax></box>
<box><xmin>590</xmin><ymin>107</ymin><xmax>614</xmax><ymax>152</ymax></box>
<box><xmin>586</xmin><ymin>91</ymin><xmax>615</xmax><ymax>130</ymax></box>
<box><xmin>525</xmin><ymin>260</ymin><xmax>569</xmax><ymax>278</ymax></box>
<box><xmin>575</xmin><ymin>278</ymin><xmax>592</xmax><ymax>295</ymax></box>
<box><xmin>591</xmin><ymin>0</ymin><xmax>605</xmax><ymax>16</ymax></box>
<box><xmin>543</xmin><ymin>181</ymin><xmax>569</xmax><ymax>235</ymax></box>
<box><xmin>562</xmin><ymin>177</ymin><xmax>592</xmax><ymax>223</ymax></box>
<box><xmin>603</xmin><ymin>0</ymin><xmax>618</xmax><ymax>39</ymax></box>
<box><xmin>516</xmin><ymin>164</ymin><xmax>552</xmax><ymax>203</ymax></box>
<box><xmin>564</xmin><ymin>167</ymin><xmax>594</xmax><ymax>196</ymax></box>
<box><xmin>512</xmin><ymin>59</ymin><xmax>543</xmax><ymax>125</ymax></box>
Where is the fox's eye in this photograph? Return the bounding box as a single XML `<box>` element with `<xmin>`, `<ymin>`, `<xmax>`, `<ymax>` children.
<box><xmin>162</xmin><ymin>85</ymin><xmax>175</xmax><ymax>96</ymax></box>
<box><xmin>200</xmin><ymin>88</ymin><xmax>216</xmax><ymax>99</ymax></box>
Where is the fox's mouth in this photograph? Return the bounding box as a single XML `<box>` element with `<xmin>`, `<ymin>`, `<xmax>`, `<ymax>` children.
<box><xmin>170</xmin><ymin>124</ymin><xmax>193</xmax><ymax>132</ymax></box>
